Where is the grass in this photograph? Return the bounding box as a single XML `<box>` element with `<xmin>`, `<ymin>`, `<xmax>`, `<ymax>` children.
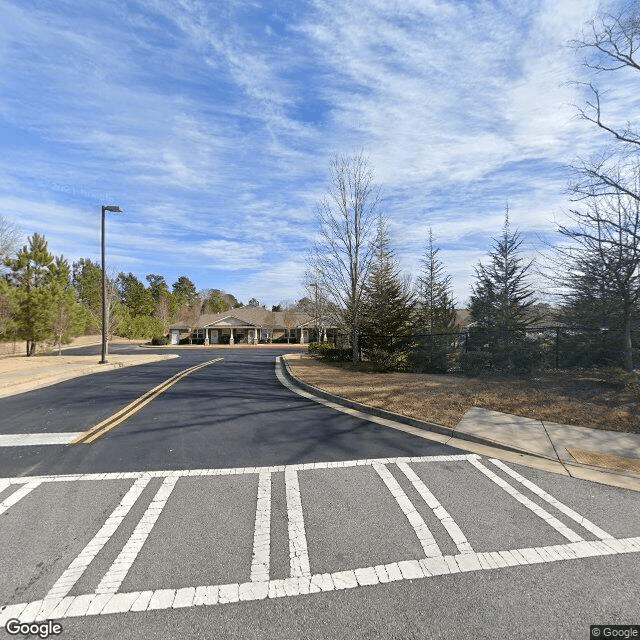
<box><xmin>287</xmin><ymin>355</ymin><xmax>640</xmax><ymax>434</ymax></box>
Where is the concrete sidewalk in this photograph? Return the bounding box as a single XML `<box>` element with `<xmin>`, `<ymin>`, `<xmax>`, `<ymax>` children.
<box><xmin>455</xmin><ymin>406</ymin><xmax>640</xmax><ymax>476</ymax></box>
<box><xmin>278</xmin><ymin>356</ymin><xmax>640</xmax><ymax>490</ymax></box>
<box><xmin>0</xmin><ymin>353</ymin><xmax>179</xmax><ymax>398</ymax></box>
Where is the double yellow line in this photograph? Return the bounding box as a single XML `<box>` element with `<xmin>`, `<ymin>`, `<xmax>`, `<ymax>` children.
<box><xmin>70</xmin><ymin>357</ymin><xmax>223</xmax><ymax>445</ymax></box>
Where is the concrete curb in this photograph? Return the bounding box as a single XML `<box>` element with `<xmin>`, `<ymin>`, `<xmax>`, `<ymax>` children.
<box><xmin>278</xmin><ymin>356</ymin><xmax>543</xmax><ymax>460</ymax></box>
<box><xmin>279</xmin><ymin>357</ymin><xmax>640</xmax><ymax>491</ymax></box>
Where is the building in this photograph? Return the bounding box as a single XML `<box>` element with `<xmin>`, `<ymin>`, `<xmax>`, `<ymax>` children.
<box><xmin>168</xmin><ymin>307</ymin><xmax>337</xmax><ymax>345</ymax></box>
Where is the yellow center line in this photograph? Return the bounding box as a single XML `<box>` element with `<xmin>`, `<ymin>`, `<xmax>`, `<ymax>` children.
<box><xmin>70</xmin><ymin>357</ymin><xmax>223</xmax><ymax>445</ymax></box>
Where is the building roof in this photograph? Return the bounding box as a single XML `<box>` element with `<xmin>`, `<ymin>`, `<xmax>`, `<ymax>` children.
<box><xmin>169</xmin><ymin>307</ymin><xmax>320</xmax><ymax>331</ymax></box>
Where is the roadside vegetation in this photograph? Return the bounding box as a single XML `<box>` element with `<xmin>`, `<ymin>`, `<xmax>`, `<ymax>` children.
<box><xmin>0</xmin><ymin>227</ymin><xmax>264</xmax><ymax>355</ymax></box>
<box><xmin>288</xmin><ymin>356</ymin><xmax>640</xmax><ymax>433</ymax></box>
<box><xmin>306</xmin><ymin>4</ymin><xmax>640</xmax><ymax>379</ymax></box>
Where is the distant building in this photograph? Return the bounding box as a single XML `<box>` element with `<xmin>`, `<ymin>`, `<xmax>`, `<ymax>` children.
<box><xmin>168</xmin><ymin>308</ymin><xmax>338</xmax><ymax>345</ymax></box>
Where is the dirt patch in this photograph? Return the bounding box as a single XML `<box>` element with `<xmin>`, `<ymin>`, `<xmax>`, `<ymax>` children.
<box><xmin>287</xmin><ymin>356</ymin><xmax>640</xmax><ymax>434</ymax></box>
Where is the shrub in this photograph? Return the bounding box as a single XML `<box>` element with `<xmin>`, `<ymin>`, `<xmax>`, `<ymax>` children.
<box><xmin>366</xmin><ymin>348</ymin><xmax>405</xmax><ymax>372</ymax></box>
<box><xmin>310</xmin><ymin>342</ymin><xmax>352</xmax><ymax>362</ymax></box>
<box><xmin>151</xmin><ymin>335</ymin><xmax>168</xmax><ymax>346</ymax></box>
<box><xmin>458</xmin><ymin>350</ymin><xmax>490</xmax><ymax>376</ymax></box>
<box><xmin>409</xmin><ymin>335</ymin><xmax>454</xmax><ymax>373</ymax></box>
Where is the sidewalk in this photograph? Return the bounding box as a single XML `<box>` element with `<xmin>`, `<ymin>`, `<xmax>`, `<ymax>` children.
<box><xmin>279</xmin><ymin>356</ymin><xmax>640</xmax><ymax>491</ymax></box>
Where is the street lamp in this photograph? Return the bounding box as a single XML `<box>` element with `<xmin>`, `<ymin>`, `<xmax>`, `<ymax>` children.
<box><xmin>100</xmin><ymin>205</ymin><xmax>123</xmax><ymax>364</ymax></box>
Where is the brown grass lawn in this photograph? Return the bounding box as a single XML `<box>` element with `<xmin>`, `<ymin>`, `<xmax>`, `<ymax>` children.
<box><xmin>287</xmin><ymin>355</ymin><xmax>640</xmax><ymax>434</ymax></box>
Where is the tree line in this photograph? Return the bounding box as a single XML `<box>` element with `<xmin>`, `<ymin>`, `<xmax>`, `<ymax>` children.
<box><xmin>307</xmin><ymin>4</ymin><xmax>640</xmax><ymax>373</ymax></box>
<box><xmin>0</xmin><ymin>230</ymin><xmax>251</xmax><ymax>354</ymax></box>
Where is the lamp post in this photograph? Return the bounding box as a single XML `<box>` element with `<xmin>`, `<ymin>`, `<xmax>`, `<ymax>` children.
<box><xmin>100</xmin><ymin>205</ymin><xmax>122</xmax><ymax>364</ymax></box>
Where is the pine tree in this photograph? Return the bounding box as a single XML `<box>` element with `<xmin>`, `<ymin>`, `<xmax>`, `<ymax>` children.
<box><xmin>4</xmin><ymin>233</ymin><xmax>77</xmax><ymax>355</ymax></box>
<box><xmin>116</xmin><ymin>272</ymin><xmax>154</xmax><ymax>317</ymax></box>
<box><xmin>468</xmin><ymin>208</ymin><xmax>538</xmax><ymax>371</ymax></box>
<box><xmin>359</xmin><ymin>216</ymin><xmax>414</xmax><ymax>370</ymax></box>
<box><xmin>412</xmin><ymin>228</ymin><xmax>458</xmax><ymax>372</ymax></box>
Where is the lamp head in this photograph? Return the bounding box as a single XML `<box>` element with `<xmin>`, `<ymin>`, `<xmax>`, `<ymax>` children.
<box><xmin>103</xmin><ymin>205</ymin><xmax>123</xmax><ymax>213</ymax></box>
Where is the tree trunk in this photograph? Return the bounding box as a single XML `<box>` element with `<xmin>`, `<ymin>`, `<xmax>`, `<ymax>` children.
<box><xmin>623</xmin><ymin>300</ymin><xmax>633</xmax><ymax>372</ymax></box>
<box><xmin>352</xmin><ymin>329</ymin><xmax>359</xmax><ymax>364</ymax></box>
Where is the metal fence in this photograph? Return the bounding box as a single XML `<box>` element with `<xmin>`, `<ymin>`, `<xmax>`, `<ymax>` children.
<box><xmin>411</xmin><ymin>325</ymin><xmax>639</xmax><ymax>372</ymax></box>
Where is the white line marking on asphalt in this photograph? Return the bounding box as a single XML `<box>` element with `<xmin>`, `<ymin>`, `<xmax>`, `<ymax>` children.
<box><xmin>0</xmin><ymin>454</ymin><xmax>479</xmax><ymax>487</ymax></box>
<box><xmin>0</xmin><ymin>481</ymin><xmax>41</xmax><ymax>516</ymax></box>
<box><xmin>3</xmin><ymin>536</ymin><xmax>640</xmax><ymax>622</ymax></box>
<box><xmin>489</xmin><ymin>459</ymin><xmax>614</xmax><ymax>540</ymax></box>
<box><xmin>0</xmin><ymin>433</ymin><xmax>84</xmax><ymax>447</ymax></box>
<box><xmin>250</xmin><ymin>472</ymin><xmax>272</xmax><ymax>583</ymax></box>
<box><xmin>468</xmin><ymin>457</ymin><xmax>584</xmax><ymax>543</ymax></box>
<box><xmin>285</xmin><ymin>468</ymin><xmax>311</xmax><ymax>578</ymax></box>
<box><xmin>45</xmin><ymin>477</ymin><xmax>151</xmax><ymax>600</ymax></box>
<box><xmin>95</xmin><ymin>476</ymin><xmax>178</xmax><ymax>594</ymax></box>
<box><xmin>396</xmin><ymin>462</ymin><xmax>473</xmax><ymax>554</ymax></box>
<box><xmin>373</xmin><ymin>463</ymin><xmax>441</xmax><ymax>558</ymax></box>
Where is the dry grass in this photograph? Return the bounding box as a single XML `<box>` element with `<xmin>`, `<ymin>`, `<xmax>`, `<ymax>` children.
<box><xmin>287</xmin><ymin>355</ymin><xmax>640</xmax><ymax>434</ymax></box>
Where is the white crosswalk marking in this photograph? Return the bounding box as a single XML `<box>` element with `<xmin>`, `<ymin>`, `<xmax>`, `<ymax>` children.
<box><xmin>250</xmin><ymin>471</ymin><xmax>272</xmax><ymax>583</ymax></box>
<box><xmin>468</xmin><ymin>457</ymin><xmax>584</xmax><ymax>543</ymax></box>
<box><xmin>489</xmin><ymin>459</ymin><xmax>613</xmax><ymax>540</ymax></box>
<box><xmin>96</xmin><ymin>476</ymin><xmax>178</xmax><ymax>594</ymax></box>
<box><xmin>0</xmin><ymin>454</ymin><xmax>638</xmax><ymax>624</ymax></box>
<box><xmin>45</xmin><ymin>477</ymin><xmax>151</xmax><ymax>600</ymax></box>
<box><xmin>0</xmin><ymin>481</ymin><xmax>40</xmax><ymax>516</ymax></box>
<box><xmin>373</xmin><ymin>463</ymin><xmax>441</xmax><ymax>558</ymax></box>
<box><xmin>285</xmin><ymin>468</ymin><xmax>311</xmax><ymax>578</ymax></box>
<box><xmin>396</xmin><ymin>462</ymin><xmax>474</xmax><ymax>554</ymax></box>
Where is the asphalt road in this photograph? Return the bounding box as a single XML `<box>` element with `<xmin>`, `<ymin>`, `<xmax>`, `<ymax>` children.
<box><xmin>0</xmin><ymin>346</ymin><xmax>639</xmax><ymax>640</ymax></box>
<box><xmin>0</xmin><ymin>346</ymin><xmax>457</xmax><ymax>476</ymax></box>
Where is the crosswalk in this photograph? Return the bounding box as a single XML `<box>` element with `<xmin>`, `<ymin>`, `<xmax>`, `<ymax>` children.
<box><xmin>1</xmin><ymin>453</ymin><xmax>639</xmax><ymax>624</ymax></box>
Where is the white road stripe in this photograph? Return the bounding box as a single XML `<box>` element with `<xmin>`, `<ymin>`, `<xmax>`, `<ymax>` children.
<box><xmin>0</xmin><ymin>433</ymin><xmax>83</xmax><ymax>447</ymax></box>
<box><xmin>45</xmin><ymin>477</ymin><xmax>151</xmax><ymax>600</ymax></box>
<box><xmin>489</xmin><ymin>459</ymin><xmax>614</xmax><ymax>540</ymax></box>
<box><xmin>468</xmin><ymin>457</ymin><xmax>584</xmax><ymax>543</ymax></box>
<box><xmin>95</xmin><ymin>476</ymin><xmax>178</xmax><ymax>594</ymax></box>
<box><xmin>0</xmin><ymin>481</ymin><xmax>40</xmax><ymax>516</ymax></box>
<box><xmin>373</xmin><ymin>463</ymin><xmax>441</xmax><ymax>558</ymax></box>
<box><xmin>285</xmin><ymin>468</ymin><xmax>310</xmax><ymax>578</ymax></box>
<box><xmin>250</xmin><ymin>472</ymin><xmax>272</xmax><ymax>582</ymax></box>
<box><xmin>4</xmin><ymin>535</ymin><xmax>640</xmax><ymax>621</ymax></box>
<box><xmin>396</xmin><ymin>462</ymin><xmax>473</xmax><ymax>554</ymax></box>
<box><xmin>0</xmin><ymin>454</ymin><xmax>477</xmax><ymax>487</ymax></box>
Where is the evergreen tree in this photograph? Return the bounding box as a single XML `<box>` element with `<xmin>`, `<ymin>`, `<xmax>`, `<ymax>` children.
<box><xmin>72</xmin><ymin>258</ymin><xmax>122</xmax><ymax>337</ymax></box>
<box><xmin>50</xmin><ymin>257</ymin><xmax>86</xmax><ymax>354</ymax></box>
<box><xmin>468</xmin><ymin>208</ymin><xmax>538</xmax><ymax>371</ymax></box>
<box><xmin>412</xmin><ymin>228</ymin><xmax>458</xmax><ymax>372</ymax></box>
<box><xmin>116</xmin><ymin>272</ymin><xmax>154</xmax><ymax>317</ymax></box>
<box><xmin>4</xmin><ymin>233</ymin><xmax>78</xmax><ymax>355</ymax></box>
<box><xmin>172</xmin><ymin>276</ymin><xmax>198</xmax><ymax>305</ymax></box>
<box><xmin>359</xmin><ymin>216</ymin><xmax>414</xmax><ymax>370</ymax></box>
<box><xmin>146</xmin><ymin>274</ymin><xmax>170</xmax><ymax>303</ymax></box>
<box><xmin>0</xmin><ymin>278</ymin><xmax>15</xmax><ymax>338</ymax></box>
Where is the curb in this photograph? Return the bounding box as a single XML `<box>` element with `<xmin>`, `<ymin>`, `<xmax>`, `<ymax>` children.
<box><xmin>278</xmin><ymin>356</ymin><xmax>543</xmax><ymax>460</ymax></box>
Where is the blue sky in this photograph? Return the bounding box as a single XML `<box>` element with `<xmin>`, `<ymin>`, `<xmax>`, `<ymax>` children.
<box><xmin>0</xmin><ymin>0</ymin><xmax>636</xmax><ymax>307</ymax></box>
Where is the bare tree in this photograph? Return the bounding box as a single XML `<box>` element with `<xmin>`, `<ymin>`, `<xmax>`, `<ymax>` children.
<box><xmin>302</xmin><ymin>269</ymin><xmax>334</xmax><ymax>342</ymax></box>
<box><xmin>263</xmin><ymin>311</ymin><xmax>276</xmax><ymax>343</ymax></box>
<box><xmin>570</xmin><ymin>5</ymin><xmax>640</xmax><ymax>202</ymax></box>
<box><xmin>309</xmin><ymin>152</ymin><xmax>380</xmax><ymax>363</ymax></box>
<box><xmin>556</xmin><ymin>173</ymin><xmax>640</xmax><ymax>371</ymax></box>
<box><xmin>0</xmin><ymin>215</ymin><xmax>21</xmax><ymax>275</ymax></box>
<box><xmin>280</xmin><ymin>301</ymin><xmax>296</xmax><ymax>343</ymax></box>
